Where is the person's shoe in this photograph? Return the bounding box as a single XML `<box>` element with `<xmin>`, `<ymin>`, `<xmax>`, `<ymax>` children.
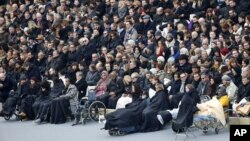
<box><xmin>34</xmin><ymin>118</ymin><xmax>42</xmax><ymax>124</ymax></box>
<box><xmin>18</xmin><ymin>112</ymin><xmax>26</xmax><ymax>117</ymax></box>
<box><xmin>18</xmin><ymin>112</ymin><xmax>27</xmax><ymax>120</ymax></box>
<box><xmin>157</xmin><ymin>114</ymin><xmax>164</xmax><ymax>125</ymax></box>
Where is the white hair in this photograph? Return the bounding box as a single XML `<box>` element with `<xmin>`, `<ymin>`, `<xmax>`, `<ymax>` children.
<box><xmin>127</xmin><ymin>40</ymin><xmax>136</xmax><ymax>47</ymax></box>
<box><xmin>180</xmin><ymin>48</ymin><xmax>189</xmax><ymax>56</ymax></box>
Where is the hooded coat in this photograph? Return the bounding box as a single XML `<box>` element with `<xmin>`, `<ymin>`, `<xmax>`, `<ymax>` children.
<box><xmin>104</xmin><ymin>99</ymin><xmax>147</xmax><ymax>131</ymax></box>
<box><xmin>140</xmin><ymin>90</ymin><xmax>169</xmax><ymax>132</ymax></box>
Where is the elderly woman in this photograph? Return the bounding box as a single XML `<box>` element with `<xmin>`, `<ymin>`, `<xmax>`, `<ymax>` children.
<box><xmin>95</xmin><ymin>71</ymin><xmax>110</xmax><ymax>98</ymax></box>
<box><xmin>95</xmin><ymin>71</ymin><xmax>110</xmax><ymax>106</ymax></box>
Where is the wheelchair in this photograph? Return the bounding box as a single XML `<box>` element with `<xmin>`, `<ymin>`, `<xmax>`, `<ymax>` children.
<box><xmin>3</xmin><ymin>104</ymin><xmax>20</xmax><ymax>121</ymax></box>
<box><xmin>108</xmin><ymin>128</ymin><xmax>127</xmax><ymax>136</ymax></box>
<box><xmin>2</xmin><ymin>91</ymin><xmax>21</xmax><ymax>121</ymax></box>
<box><xmin>72</xmin><ymin>89</ymin><xmax>106</xmax><ymax>126</ymax></box>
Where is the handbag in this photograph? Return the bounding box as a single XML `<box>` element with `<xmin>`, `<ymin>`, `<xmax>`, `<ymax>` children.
<box><xmin>237</xmin><ymin>103</ymin><xmax>250</xmax><ymax>116</ymax></box>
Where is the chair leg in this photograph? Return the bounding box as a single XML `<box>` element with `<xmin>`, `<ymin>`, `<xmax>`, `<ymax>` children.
<box><xmin>175</xmin><ymin>130</ymin><xmax>179</xmax><ymax>140</ymax></box>
<box><xmin>186</xmin><ymin>128</ymin><xmax>196</xmax><ymax>138</ymax></box>
<box><xmin>175</xmin><ymin>129</ymin><xmax>189</xmax><ymax>140</ymax></box>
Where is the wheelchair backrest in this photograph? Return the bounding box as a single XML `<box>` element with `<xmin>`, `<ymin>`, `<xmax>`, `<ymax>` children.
<box><xmin>88</xmin><ymin>90</ymin><xmax>96</xmax><ymax>101</ymax></box>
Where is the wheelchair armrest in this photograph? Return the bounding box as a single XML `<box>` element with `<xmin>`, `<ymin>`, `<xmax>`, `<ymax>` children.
<box><xmin>81</xmin><ymin>97</ymin><xmax>88</xmax><ymax>100</ymax></box>
<box><xmin>88</xmin><ymin>86</ymin><xmax>96</xmax><ymax>90</ymax></box>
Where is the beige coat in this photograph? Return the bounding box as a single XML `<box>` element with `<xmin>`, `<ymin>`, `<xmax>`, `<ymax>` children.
<box><xmin>196</xmin><ymin>97</ymin><xmax>226</xmax><ymax>126</ymax></box>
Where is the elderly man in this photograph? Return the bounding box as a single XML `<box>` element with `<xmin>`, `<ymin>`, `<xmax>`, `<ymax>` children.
<box><xmin>50</xmin><ymin>76</ymin><xmax>78</xmax><ymax>124</ymax></box>
<box><xmin>221</xmin><ymin>75</ymin><xmax>238</xmax><ymax>104</ymax></box>
<box><xmin>78</xmin><ymin>37</ymin><xmax>97</xmax><ymax>66</ymax></box>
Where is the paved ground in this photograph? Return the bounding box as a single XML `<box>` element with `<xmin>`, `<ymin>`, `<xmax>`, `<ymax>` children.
<box><xmin>0</xmin><ymin>117</ymin><xmax>229</xmax><ymax>141</ymax></box>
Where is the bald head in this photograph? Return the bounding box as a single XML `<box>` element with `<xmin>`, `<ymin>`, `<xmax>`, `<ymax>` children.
<box><xmin>36</xmin><ymin>13</ymin><xmax>42</xmax><ymax>21</ymax></box>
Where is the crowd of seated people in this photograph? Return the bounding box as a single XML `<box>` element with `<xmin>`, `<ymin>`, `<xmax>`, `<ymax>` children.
<box><xmin>0</xmin><ymin>0</ymin><xmax>249</xmax><ymax>134</ymax></box>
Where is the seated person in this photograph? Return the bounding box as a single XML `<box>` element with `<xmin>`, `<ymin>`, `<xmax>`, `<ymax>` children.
<box><xmin>107</xmin><ymin>71</ymin><xmax>125</xmax><ymax>109</ymax></box>
<box><xmin>169</xmin><ymin>72</ymin><xmax>190</xmax><ymax>109</ymax></box>
<box><xmin>94</xmin><ymin>71</ymin><xmax>110</xmax><ymax>106</ymax></box>
<box><xmin>221</xmin><ymin>75</ymin><xmax>238</xmax><ymax>104</ymax></box>
<box><xmin>104</xmin><ymin>98</ymin><xmax>147</xmax><ymax>135</ymax></box>
<box><xmin>85</xmin><ymin>64</ymin><xmax>101</xmax><ymax>98</ymax></box>
<box><xmin>116</xmin><ymin>75</ymin><xmax>132</xmax><ymax>109</ymax></box>
<box><xmin>140</xmin><ymin>83</ymin><xmax>169</xmax><ymax>132</ymax></box>
<box><xmin>50</xmin><ymin>76</ymin><xmax>78</xmax><ymax>124</ymax></box>
<box><xmin>2</xmin><ymin>76</ymin><xmax>28</xmax><ymax>118</ymax></box>
<box><xmin>18</xmin><ymin>77</ymin><xmax>41</xmax><ymax>120</ymax></box>
<box><xmin>130</xmin><ymin>72</ymin><xmax>142</xmax><ymax>101</ymax></box>
<box><xmin>32</xmin><ymin>80</ymin><xmax>51</xmax><ymax>119</ymax></box>
<box><xmin>157</xmin><ymin>84</ymin><xmax>200</xmax><ymax>127</ymax></box>
<box><xmin>75</xmin><ymin>71</ymin><xmax>88</xmax><ymax>100</ymax></box>
<box><xmin>215</xmin><ymin>84</ymin><xmax>229</xmax><ymax>108</ymax></box>
<box><xmin>0</xmin><ymin>71</ymin><xmax>17</xmax><ymax>116</ymax></box>
<box><xmin>172</xmin><ymin>84</ymin><xmax>200</xmax><ymax>132</ymax></box>
<box><xmin>34</xmin><ymin>76</ymin><xmax>65</xmax><ymax>124</ymax></box>
<box><xmin>232</xmin><ymin>77</ymin><xmax>250</xmax><ymax>111</ymax></box>
<box><xmin>96</xmin><ymin>71</ymin><xmax>110</xmax><ymax>98</ymax></box>
<box><xmin>116</xmin><ymin>75</ymin><xmax>142</xmax><ymax>109</ymax></box>
<box><xmin>168</xmin><ymin>72</ymin><xmax>181</xmax><ymax>109</ymax></box>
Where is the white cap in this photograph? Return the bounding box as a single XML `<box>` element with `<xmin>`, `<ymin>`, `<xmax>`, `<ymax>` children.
<box><xmin>150</xmin><ymin>68</ymin><xmax>158</xmax><ymax>75</ymax></box>
<box><xmin>24</xmin><ymin>27</ymin><xmax>29</xmax><ymax>32</ymax></box>
<box><xmin>157</xmin><ymin>56</ymin><xmax>165</xmax><ymax>62</ymax></box>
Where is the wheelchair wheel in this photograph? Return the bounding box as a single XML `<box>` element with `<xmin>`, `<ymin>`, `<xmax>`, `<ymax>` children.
<box><xmin>108</xmin><ymin>129</ymin><xmax>126</xmax><ymax>136</ymax></box>
<box><xmin>203</xmin><ymin>127</ymin><xmax>208</xmax><ymax>134</ymax></box>
<box><xmin>88</xmin><ymin>101</ymin><xmax>106</xmax><ymax>121</ymax></box>
<box><xmin>4</xmin><ymin>114</ymin><xmax>11</xmax><ymax>120</ymax></box>
<box><xmin>108</xmin><ymin>130</ymin><xmax>116</xmax><ymax>136</ymax></box>
<box><xmin>215</xmin><ymin>127</ymin><xmax>219</xmax><ymax>134</ymax></box>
